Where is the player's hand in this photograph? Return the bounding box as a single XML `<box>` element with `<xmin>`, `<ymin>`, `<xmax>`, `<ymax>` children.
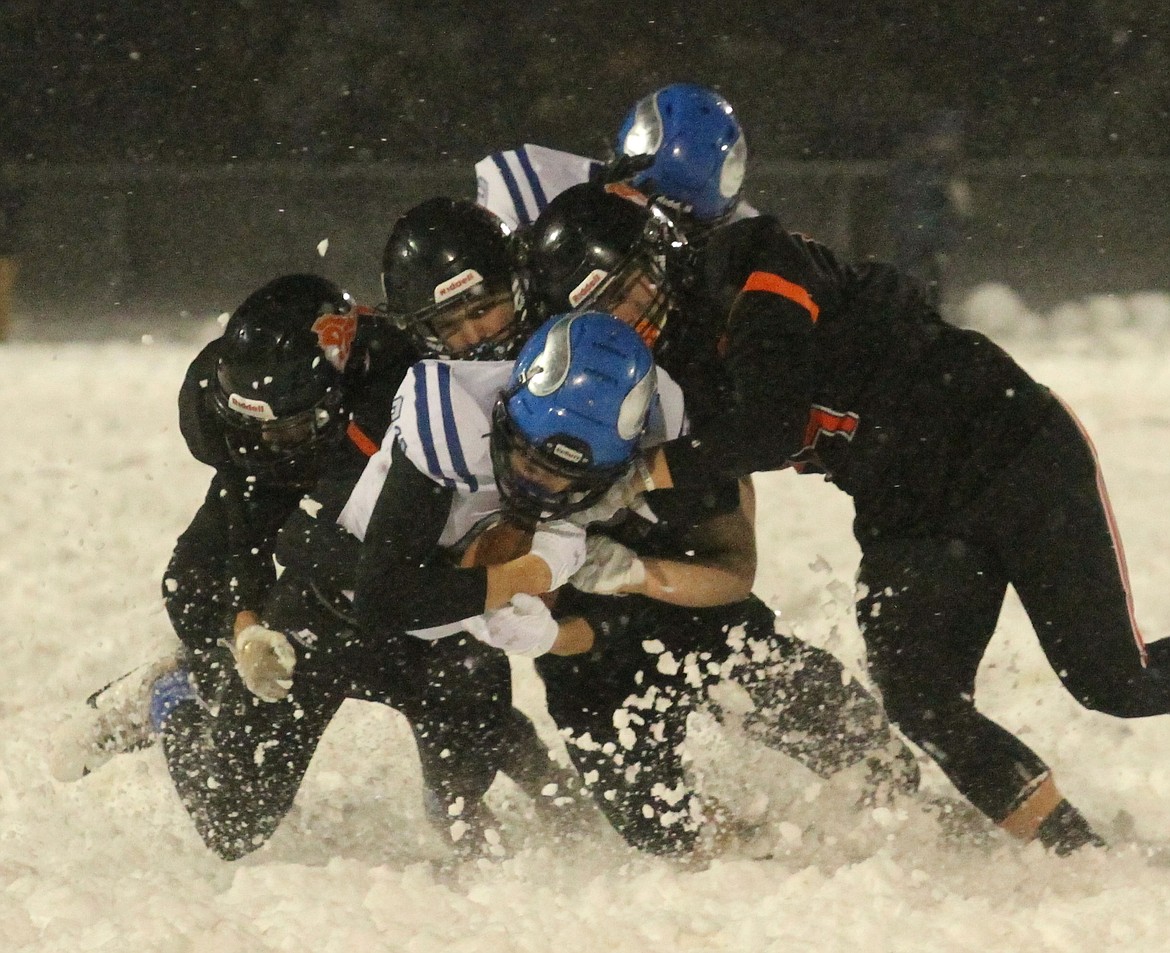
<box><xmin>567</xmin><ymin>458</ymin><xmax>655</xmax><ymax>527</ymax></box>
<box><xmin>232</xmin><ymin>624</ymin><xmax>296</xmax><ymax>702</ymax></box>
<box><xmin>570</xmin><ymin>534</ymin><xmax>646</xmax><ymax>595</ymax></box>
<box><xmin>479</xmin><ymin>594</ymin><xmax>560</xmax><ymax>657</ymax></box>
<box><xmin>528</xmin><ymin>519</ymin><xmax>587</xmax><ymax>590</ymax></box>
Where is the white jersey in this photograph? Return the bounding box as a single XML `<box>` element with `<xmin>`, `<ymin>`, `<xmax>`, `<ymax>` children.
<box><xmin>475</xmin><ymin>144</ymin><xmax>602</xmax><ymax>231</ymax></box>
<box><xmin>475</xmin><ymin>143</ymin><xmax>759</xmax><ymax>230</ymax></box>
<box><xmin>340</xmin><ymin>357</ymin><xmax>687</xmax><ymax>551</ymax></box>
<box><xmin>338</xmin><ymin>356</ymin><xmax>686</xmax><ymax>641</ymax></box>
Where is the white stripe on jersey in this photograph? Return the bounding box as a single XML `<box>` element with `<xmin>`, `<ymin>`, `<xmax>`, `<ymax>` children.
<box><xmin>339</xmin><ymin>360</ymin><xmax>513</xmax><ymax>544</ymax></box>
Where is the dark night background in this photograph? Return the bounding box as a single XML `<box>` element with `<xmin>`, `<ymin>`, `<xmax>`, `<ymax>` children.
<box><xmin>3</xmin><ymin>1</ymin><xmax>1167</xmax><ymax>163</ymax></box>
<box><xmin>1</xmin><ymin>2</ymin><xmax>1168</xmax><ymax>324</ymax></box>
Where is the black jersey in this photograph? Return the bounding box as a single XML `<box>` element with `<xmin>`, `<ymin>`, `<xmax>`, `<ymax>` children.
<box><xmin>659</xmin><ymin>215</ymin><xmax>1054</xmax><ymax>535</ymax></box>
<box><xmin>177</xmin><ymin>321</ymin><xmax>418</xmax><ymax>612</ymax></box>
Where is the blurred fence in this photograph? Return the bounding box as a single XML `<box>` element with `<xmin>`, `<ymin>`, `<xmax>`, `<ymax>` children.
<box><xmin>8</xmin><ymin>158</ymin><xmax>1170</xmax><ymax>323</ymax></box>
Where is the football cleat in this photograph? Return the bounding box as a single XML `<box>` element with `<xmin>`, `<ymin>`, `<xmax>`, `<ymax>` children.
<box><xmin>48</xmin><ymin>654</ymin><xmax>191</xmax><ymax>782</ymax></box>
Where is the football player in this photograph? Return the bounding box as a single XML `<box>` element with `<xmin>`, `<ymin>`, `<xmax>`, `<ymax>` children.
<box><xmin>54</xmin><ymin>211</ymin><xmax>565</xmax><ymax>861</ymax></box>
<box><xmin>339</xmin><ymin>310</ymin><xmax>916</xmax><ymax>857</ymax></box>
<box><xmin>476</xmin><ymin>83</ymin><xmax>755</xmax><ymax>238</ymax></box>
<box><xmin>523</xmin><ymin>181</ymin><xmax>1169</xmax><ymax>855</ymax></box>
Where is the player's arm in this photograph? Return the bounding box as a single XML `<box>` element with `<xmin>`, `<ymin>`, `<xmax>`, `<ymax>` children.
<box><xmin>353</xmin><ymin>441</ymin><xmax>558</xmax><ymax>636</ymax></box>
<box><xmin>635</xmin><ymin>477</ymin><xmax>756</xmax><ymax>606</ymax></box>
<box><xmin>575</xmin><ymin>477</ymin><xmax>756</xmax><ymax>608</ymax></box>
<box><xmin>272</xmin><ymin>477</ymin><xmax>364</xmax><ymax>594</ymax></box>
<box><xmin>657</xmin><ymin>219</ymin><xmax>851</xmax><ymax>488</ymax></box>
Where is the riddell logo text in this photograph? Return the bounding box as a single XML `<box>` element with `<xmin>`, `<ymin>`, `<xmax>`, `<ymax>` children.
<box><xmin>228</xmin><ymin>393</ymin><xmax>275</xmax><ymax>420</ymax></box>
<box><xmin>551</xmin><ymin>443</ymin><xmax>585</xmax><ymax>464</ymax></box>
<box><xmin>434</xmin><ymin>269</ymin><xmax>484</xmax><ymax>303</ymax></box>
<box><xmin>569</xmin><ymin>269</ymin><xmax>607</xmax><ymax>308</ymax></box>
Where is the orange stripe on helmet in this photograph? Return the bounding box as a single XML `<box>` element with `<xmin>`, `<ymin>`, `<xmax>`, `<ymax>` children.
<box><xmin>346</xmin><ymin>421</ymin><xmax>379</xmax><ymax>458</ymax></box>
<box><xmin>603</xmin><ymin>182</ymin><xmax>651</xmax><ymax>206</ymax></box>
<box><xmin>742</xmin><ymin>271</ymin><xmax>820</xmax><ymax>323</ymax></box>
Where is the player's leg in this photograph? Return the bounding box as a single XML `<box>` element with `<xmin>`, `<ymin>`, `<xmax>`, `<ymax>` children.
<box><xmin>983</xmin><ymin>398</ymin><xmax>1170</xmax><ymax>717</ymax></box>
<box><xmin>157</xmin><ymin>665</ymin><xmax>343</xmax><ymax>861</ymax></box>
<box><xmin>858</xmin><ymin>534</ymin><xmax>1102</xmax><ymax>853</ymax></box>
<box><xmin>720</xmin><ymin>595</ymin><xmax>920</xmax><ymax>803</ymax></box>
<box><xmin>50</xmin><ymin>492</ymin><xmax>237</xmax><ymax>780</ymax></box>
<box><xmin>536</xmin><ymin>642</ymin><xmax>707</xmax><ymax>857</ymax></box>
<box><xmin>397</xmin><ymin>633</ymin><xmax>584</xmax><ymax>855</ymax></box>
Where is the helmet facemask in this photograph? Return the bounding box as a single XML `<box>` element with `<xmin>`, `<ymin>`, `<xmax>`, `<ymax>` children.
<box><xmin>212</xmin><ymin>383</ymin><xmax>346</xmax><ymax>486</ymax></box>
<box><xmin>386</xmin><ymin>275</ymin><xmax>527</xmax><ymax>361</ymax></box>
<box><xmin>568</xmin><ymin>232</ymin><xmax>675</xmax><ymax>350</ymax></box>
<box><xmin>489</xmin><ymin>396</ymin><xmax>628</xmax><ymax>526</ymax></box>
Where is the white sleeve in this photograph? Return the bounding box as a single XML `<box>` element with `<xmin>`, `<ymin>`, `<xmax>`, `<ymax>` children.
<box><xmin>475</xmin><ymin>154</ymin><xmax>522</xmax><ymax>231</ymax></box>
<box><xmin>391</xmin><ymin>361</ymin><xmax>493</xmax><ymax>493</ymax></box>
<box><xmin>640</xmin><ymin>366</ymin><xmax>689</xmax><ymax>450</ymax></box>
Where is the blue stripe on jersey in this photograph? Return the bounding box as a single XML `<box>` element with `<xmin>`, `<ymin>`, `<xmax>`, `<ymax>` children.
<box><xmin>490</xmin><ymin>152</ymin><xmax>533</xmax><ymax>225</ymax></box>
<box><xmin>414</xmin><ymin>367</ymin><xmax>454</xmax><ymax>488</ymax></box>
<box><xmin>436</xmin><ymin>362</ymin><xmax>479</xmax><ymax>492</ymax></box>
<box><xmin>516</xmin><ymin>146</ymin><xmax>549</xmax><ymax>215</ymax></box>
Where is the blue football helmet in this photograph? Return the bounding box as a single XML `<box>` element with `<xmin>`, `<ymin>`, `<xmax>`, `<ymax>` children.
<box><xmin>614</xmin><ymin>83</ymin><xmax>747</xmax><ymax>223</ymax></box>
<box><xmin>491</xmin><ymin>311</ymin><xmax>657</xmax><ymax>523</ymax></box>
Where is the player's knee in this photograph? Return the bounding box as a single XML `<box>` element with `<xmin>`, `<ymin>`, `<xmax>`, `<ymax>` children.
<box><xmin>876</xmin><ymin>680</ymin><xmax>972</xmax><ymax>748</ymax></box>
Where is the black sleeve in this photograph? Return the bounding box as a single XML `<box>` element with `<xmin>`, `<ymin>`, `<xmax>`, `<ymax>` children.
<box><xmin>220</xmin><ymin>474</ymin><xmax>301</xmax><ymax>611</ymax></box>
<box><xmin>169</xmin><ymin>470</ymin><xmax>296</xmax><ymax>619</ymax></box>
<box><xmin>664</xmin><ymin>221</ymin><xmax>850</xmax><ymax>487</ymax></box>
<box><xmin>353</xmin><ymin>440</ymin><xmax>488</xmax><ymax>635</ymax></box>
<box><xmin>272</xmin><ymin>489</ymin><xmax>363</xmax><ymax>594</ymax></box>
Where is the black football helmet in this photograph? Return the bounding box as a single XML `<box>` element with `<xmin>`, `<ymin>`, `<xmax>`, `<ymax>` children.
<box><xmin>524</xmin><ymin>182</ymin><xmax>684</xmax><ymax>349</ymax></box>
<box><xmin>212</xmin><ymin>274</ymin><xmax>358</xmax><ymax>484</ymax></box>
<box><xmin>380</xmin><ymin>197</ymin><xmax>529</xmax><ymax>359</ymax></box>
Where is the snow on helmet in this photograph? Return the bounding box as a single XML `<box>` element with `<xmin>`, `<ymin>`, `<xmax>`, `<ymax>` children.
<box><xmin>213</xmin><ymin>273</ymin><xmax>356</xmax><ymax>482</ymax></box>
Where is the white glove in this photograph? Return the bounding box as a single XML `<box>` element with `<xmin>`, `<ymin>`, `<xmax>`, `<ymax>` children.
<box><xmin>570</xmin><ymin>534</ymin><xmax>646</xmax><ymax>595</ymax></box>
<box><xmin>479</xmin><ymin>594</ymin><xmax>560</xmax><ymax>657</ymax></box>
<box><xmin>233</xmin><ymin>624</ymin><xmax>296</xmax><ymax>702</ymax></box>
<box><xmin>567</xmin><ymin>458</ymin><xmax>656</xmax><ymax>527</ymax></box>
<box><xmin>528</xmin><ymin>519</ymin><xmax>587</xmax><ymax>590</ymax></box>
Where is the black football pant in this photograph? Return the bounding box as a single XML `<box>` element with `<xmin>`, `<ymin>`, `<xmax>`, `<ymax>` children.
<box><xmin>538</xmin><ymin>592</ymin><xmax>915</xmax><ymax>856</ymax></box>
<box><xmin>858</xmin><ymin>398</ymin><xmax>1170</xmax><ymax>823</ymax></box>
<box><xmin>161</xmin><ymin>571</ymin><xmax>554</xmax><ymax>860</ymax></box>
<box><xmin>161</xmin><ymin>482</ymin><xmax>293</xmax><ymax>698</ymax></box>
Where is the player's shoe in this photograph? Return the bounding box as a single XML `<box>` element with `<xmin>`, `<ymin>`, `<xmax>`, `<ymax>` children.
<box><xmin>48</xmin><ymin>654</ymin><xmax>194</xmax><ymax>782</ymax></box>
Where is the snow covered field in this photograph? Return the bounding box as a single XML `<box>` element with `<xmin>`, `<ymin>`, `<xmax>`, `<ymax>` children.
<box><xmin>5</xmin><ymin>285</ymin><xmax>1170</xmax><ymax>952</ymax></box>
